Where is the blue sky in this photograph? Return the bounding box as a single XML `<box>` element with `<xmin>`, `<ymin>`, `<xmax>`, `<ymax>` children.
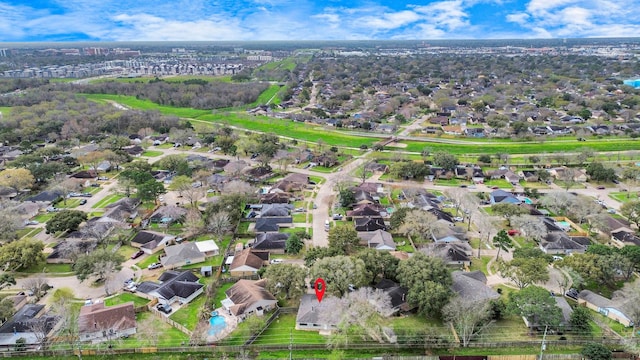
<box><xmin>1</xmin><ymin>0</ymin><xmax>639</xmax><ymax>41</ymax></box>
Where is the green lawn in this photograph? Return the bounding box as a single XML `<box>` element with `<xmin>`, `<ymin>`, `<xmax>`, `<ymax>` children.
<box><xmin>137</xmin><ymin>253</ymin><xmax>161</xmax><ymax>269</ymax></box>
<box><xmin>468</xmin><ymin>256</ymin><xmax>492</xmax><ymax>274</ymax></box>
<box><xmin>104</xmin><ymin>293</ymin><xmax>150</xmax><ymax>307</ymax></box>
<box><xmin>609</xmin><ymin>191</ymin><xmax>638</xmax><ymax>203</ymax></box>
<box><xmin>478</xmin><ymin>316</ymin><xmax>532</xmax><ymax>342</ymax></box>
<box><xmin>33</xmin><ymin>213</ymin><xmax>55</xmax><ymax>223</ymax></box>
<box><xmin>92</xmin><ymin>194</ymin><xmax>125</xmax><ymax>208</ymax></box>
<box><xmin>17</xmin><ymin>227</ymin><xmax>43</xmax><ymax>239</ymax></box>
<box><xmin>292</xmin><ymin>213</ymin><xmax>307</xmax><ymax>223</ymax></box>
<box><xmin>253</xmin><ymin>313</ymin><xmax>325</xmax><ymax>345</ymax></box>
<box><xmin>142</xmin><ymin>150</ymin><xmax>163</xmax><ymax>157</ymax></box>
<box><xmin>213</xmin><ymin>282</ymin><xmax>234</xmax><ymax>308</ymax></box>
<box><xmin>484</xmin><ymin>179</ymin><xmax>514</xmax><ymax>188</ymax></box>
<box><xmin>19</xmin><ymin>259</ymin><xmax>73</xmax><ymax>274</ymax></box>
<box><xmin>170</xmin><ymin>293</ymin><xmax>207</xmax><ymax>331</ymax></box>
<box><xmin>128</xmin><ymin>311</ymin><xmax>190</xmax><ymax>347</ymax></box>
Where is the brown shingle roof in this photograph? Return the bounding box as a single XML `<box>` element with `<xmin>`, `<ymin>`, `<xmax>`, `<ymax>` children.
<box><xmin>225</xmin><ymin>279</ymin><xmax>276</xmax><ymax>316</ymax></box>
<box><xmin>230</xmin><ymin>248</ymin><xmax>266</xmax><ymax>271</ymax></box>
<box><xmin>78</xmin><ymin>302</ymin><xmax>136</xmax><ymax>334</ymax></box>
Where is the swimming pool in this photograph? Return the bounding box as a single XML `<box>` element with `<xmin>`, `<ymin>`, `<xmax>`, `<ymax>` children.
<box><xmin>557</xmin><ymin>221</ymin><xmax>571</xmax><ymax>230</ymax></box>
<box><xmin>208</xmin><ymin>315</ymin><xmax>227</xmax><ymax>336</ymax></box>
<box><xmin>523</xmin><ymin>197</ymin><xmax>533</xmax><ymax>204</ymax></box>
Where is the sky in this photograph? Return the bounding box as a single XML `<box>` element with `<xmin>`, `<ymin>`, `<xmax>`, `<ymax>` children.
<box><xmin>1</xmin><ymin>0</ymin><xmax>639</xmax><ymax>42</ymax></box>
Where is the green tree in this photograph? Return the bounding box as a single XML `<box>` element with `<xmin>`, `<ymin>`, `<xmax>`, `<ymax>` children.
<box><xmin>309</xmin><ymin>255</ymin><xmax>367</xmax><ymax>297</ymax></box>
<box><xmin>356</xmin><ymin>248</ymin><xmax>399</xmax><ymax>284</ymax></box>
<box><xmin>137</xmin><ymin>180</ymin><xmax>166</xmax><ymax>203</ymax></box>
<box><xmin>155</xmin><ymin>154</ymin><xmax>191</xmax><ymax>176</ymax></box>
<box><xmin>327</xmin><ymin>225</ymin><xmax>360</xmax><ymax>254</ymax></box>
<box><xmin>0</xmin><ymin>273</ymin><xmax>16</xmax><ymax>290</ymax></box>
<box><xmin>0</xmin><ymin>168</ymin><xmax>35</xmax><ymax>192</ymax></box>
<box><xmin>433</xmin><ymin>151</ymin><xmax>459</xmax><ymax>172</ymax></box>
<box><xmin>73</xmin><ymin>248</ymin><xmax>124</xmax><ymax>282</ymax></box>
<box><xmin>581</xmin><ymin>343</ymin><xmax>612</xmax><ymax>360</ymax></box>
<box><xmin>398</xmin><ymin>210</ymin><xmax>440</xmax><ymax>244</ymax></box>
<box><xmin>339</xmin><ymin>188</ymin><xmax>355</xmax><ymax>208</ymax></box>
<box><xmin>263</xmin><ymin>264</ymin><xmax>307</xmax><ymax>300</ymax></box>
<box><xmin>508</xmin><ymin>285</ymin><xmax>562</xmax><ymax>333</ymax></box>
<box><xmin>477</xmin><ymin>154</ymin><xmax>492</xmax><ymax>164</ymax></box>
<box><xmin>491</xmin><ymin>203</ymin><xmax>528</xmax><ymax>226</ymax></box>
<box><xmin>513</xmin><ymin>248</ymin><xmax>553</xmax><ymax>263</ymax></box>
<box><xmin>396</xmin><ymin>252</ymin><xmax>452</xmax><ymax>317</ymax></box>
<box><xmin>303</xmin><ymin>247</ymin><xmax>339</xmax><ymax>267</ymax></box>
<box><xmin>0</xmin><ymin>238</ymin><xmax>45</xmax><ymax>271</ymax></box>
<box><xmin>0</xmin><ymin>297</ymin><xmax>14</xmax><ymax>323</ymax></box>
<box><xmin>285</xmin><ymin>233</ymin><xmax>304</xmax><ymax>254</ymax></box>
<box><xmin>389</xmin><ymin>207</ymin><xmax>409</xmax><ymax>230</ymax></box>
<box><xmin>45</xmin><ymin>210</ymin><xmax>87</xmax><ymax>234</ymax></box>
<box><xmin>498</xmin><ymin>258</ymin><xmax>550</xmax><ymax>289</ymax></box>
<box><xmin>492</xmin><ymin>230</ymin><xmax>513</xmax><ymax>260</ymax></box>
<box><xmin>570</xmin><ymin>306</ymin><xmax>592</xmax><ymax>334</ymax></box>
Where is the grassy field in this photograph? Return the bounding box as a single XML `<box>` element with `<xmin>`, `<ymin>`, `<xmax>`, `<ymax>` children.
<box><xmin>170</xmin><ymin>293</ymin><xmax>207</xmax><ymax>331</ymax></box>
<box><xmin>92</xmin><ymin>194</ymin><xmax>125</xmax><ymax>208</ymax></box>
<box><xmin>609</xmin><ymin>191</ymin><xmax>638</xmax><ymax>202</ymax></box>
<box><xmin>256</xmin><ymin>58</ymin><xmax>297</xmax><ymax>72</ymax></box>
<box><xmin>19</xmin><ymin>259</ymin><xmax>73</xmax><ymax>274</ymax></box>
<box><xmin>0</xmin><ymin>106</ymin><xmax>11</xmax><ymax>117</ymax></box>
<box><xmin>91</xmin><ymin>75</ymin><xmax>233</xmax><ymax>84</ymax></box>
<box><xmin>137</xmin><ymin>253</ymin><xmax>161</xmax><ymax>269</ymax></box>
<box><xmin>253</xmin><ymin>313</ymin><xmax>325</xmax><ymax>345</ymax></box>
<box><xmin>213</xmin><ymin>282</ymin><xmax>234</xmax><ymax>308</ymax></box>
<box><xmin>104</xmin><ymin>293</ymin><xmax>150</xmax><ymax>307</ymax></box>
<box><xmin>142</xmin><ymin>150</ymin><xmax>164</xmax><ymax>157</ymax></box>
<box><xmin>17</xmin><ymin>226</ymin><xmax>43</xmax><ymax>239</ymax></box>
<box><xmin>400</xmin><ymin>138</ymin><xmax>640</xmax><ymax>155</ymax></box>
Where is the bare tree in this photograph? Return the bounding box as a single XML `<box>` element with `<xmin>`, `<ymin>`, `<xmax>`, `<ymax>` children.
<box><xmin>183</xmin><ymin>209</ymin><xmax>204</xmax><ymax>237</ymax></box>
<box><xmin>22</xmin><ymin>275</ymin><xmax>48</xmax><ymax>301</ymax></box>
<box><xmin>442</xmin><ymin>296</ymin><xmax>491</xmax><ymax>347</ymax></box>
<box><xmin>540</xmin><ymin>191</ymin><xmax>575</xmax><ymax>215</ymax></box>
<box><xmin>223</xmin><ymin>180</ymin><xmax>255</xmax><ymax>195</ymax></box>
<box><xmin>398</xmin><ymin>210</ymin><xmax>443</xmax><ymax>244</ymax></box>
<box><xmin>27</xmin><ymin>317</ymin><xmax>52</xmax><ymax>350</ymax></box>
<box><xmin>81</xmin><ymin>223</ymin><xmax>114</xmax><ymax>248</ymax></box>
<box><xmin>206</xmin><ymin>211</ymin><xmax>231</xmax><ymax>242</ymax></box>
<box><xmin>613</xmin><ymin>280</ymin><xmax>640</xmax><ymax>337</ymax></box>
<box><xmin>510</xmin><ymin>215</ymin><xmax>547</xmax><ymax>242</ymax></box>
<box><xmin>50</xmin><ymin>176</ymin><xmax>81</xmax><ymax>206</ymax></box>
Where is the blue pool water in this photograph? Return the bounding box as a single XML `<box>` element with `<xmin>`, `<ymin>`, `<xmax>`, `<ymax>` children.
<box><xmin>209</xmin><ymin>315</ymin><xmax>227</xmax><ymax>336</ymax></box>
<box><xmin>523</xmin><ymin>197</ymin><xmax>533</xmax><ymax>204</ymax></box>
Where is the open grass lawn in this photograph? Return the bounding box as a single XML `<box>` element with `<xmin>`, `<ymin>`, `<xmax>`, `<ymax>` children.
<box><xmin>469</xmin><ymin>256</ymin><xmax>492</xmax><ymax>274</ymax></box>
<box><xmin>115</xmin><ymin>244</ymin><xmax>139</xmax><ymax>259</ymax></box>
<box><xmin>33</xmin><ymin>213</ymin><xmax>54</xmax><ymax>223</ymax></box>
<box><xmin>213</xmin><ymin>282</ymin><xmax>234</xmax><ymax>308</ymax></box>
<box><xmin>253</xmin><ymin>313</ymin><xmax>325</xmax><ymax>345</ymax></box>
<box><xmin>56</xmin><ymin>198</ymin><xmax>82</xmax><ymax>209</ymax></box>
<box><xmin>292</xmin><ymin>213</ymin><xmax>307</xmax><ymax>223</ymax></box>
<box><xmin>17</xmin><ymin>227</ymin><xmax>43</xmax><ymax>239</ymax></box>
<box><xmin>0</xmin><ymin>106</ymin><xmax>12</xmax><ymax>117</ymax></box>
<box><xmin>142</xmin><ymin>150</ymin><xmax>163</xmax><ymax>157</ymax></box>
<box><xmin>128</xmin><ymin>311</ymin><xmax>190</xmax><ymax>347</ymax></box>
<box><xmin>170</xmin><ymin>293</ymin><xmax>207</xmax><ymax>331</ymax></box>
<box><xmin>484</xmin><ymin>179</ymin><xmax>514</xmax><ymax>188</ymax></box>
<box><xmin>137</xmin><ymin>253</ymin><xmax>161</xmax><ymax>269</ymax></box>
<box><xmin>609</xmin><ymin>191</ymin><xmax>638</xmax><ymax>203</ymax></box>
<box><xmin>104</xmin><ymin>293</ymin><xmax>150</xmax><ymax>307</ymax></box>
<box><xmin>591</xmin><ymin>311</ymin><xmax>633</xmax><ymax>337</ymax></box>
<box><xmin>19</xmin><ymin>259</ymin><xmax>73</xmax><ymax>274</ymax></box>
<box><xmin>92</xmin><ymin>194</ymin><xmax>125</xmax><ymax>208</ymax></box>
<box><xmin>84</xmin><ymin>94</ymin><xmax>375</xmax><ymax>148</ymax></box>
<box><xmin>400</xmin><ymin>138</ymin><xmax>640</xmax><ymax>155</ymax></box>
<box><xmin>478</xmin><ymin>316</ymin><xmax>533</xmax><ymax>342</ymax></box>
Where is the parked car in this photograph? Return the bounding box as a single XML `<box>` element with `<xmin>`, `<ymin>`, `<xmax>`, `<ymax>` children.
<box><xmin>596</xmin><ymin>186</ymin><xmax>606</xmax><ymax>190</ymax></box>
<box><xmin>453</xmin><ymin>216</ymin><xmax>464</xmax><ymax>222</ymax></box>
<box><xmin>508</xmin><ymin>229</ymin><xmax>520</xmax><ymax>236</ymax></box>
<box><xmin>613</xmin><ymin>179</ymin><xmax>620</xmax><ymax>184</ymax></box>
<box><xmin>565</xmin><ymin>288</ymin><xmax>579</xmax><ymax>300</ymax></box>
<box><xmin>157</xmin><ymin>303</ymin><xmax>172</xmax><ymax>314</ymax></box>
<box><xmin>80</xmin><ymin>193</ymin><xmax>92</xmax><ymax>197</ymax></box>
<box><xmin>131</xmin><ymin>250</ymin><xmax>144</xmax><ymax>259</ymax></box>
<box><xmin>270</xmin><ymin>259</ymin><xmax>283</xmax><ymax>264</ymax></box>
<box><xmin>148</xmin><ymin>262</ymin><xmax>163</xmax><ymax>270</ymax></box>
<box><xmin>79</xmin><ymin>199</ymin><xmax>87</xmax><ymax>205</ymax></box>
<box><xmin>24</xmin><ymin>220</ymin><xmax>39</xmax><ymax>226</ymax></box>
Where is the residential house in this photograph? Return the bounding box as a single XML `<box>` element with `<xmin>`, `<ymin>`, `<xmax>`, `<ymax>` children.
<box><xmin>149</xmin><ymin>205</ymin><xmax>187</xmax><ymax>224</ymax></box>
<box><xmin>24</xmin><ymin>190</ymin><xmax>62</xmax><ymax>204</ymax></box>
<box><xmin>555</xmin><ymin>296</ymin><xmax>574</xmax><ymax>329</ymax></box>
<box><xmin>296</xmin><ymin>294</ymin><xmax>340</xmax><ymax>334</ymax></box>
<box><xmin>123</xmin><ymin>145</ymin><xmax>144</xmax><ymax>157</ymax></box>
<box><xmin>429</xmin><ymin>116</ymin><xmax>449</xmax><ymax>126</ymax></box>
<box><xmin>260</xmin><ymin>192</ymin><xmax>292</xmax><ymax>204</ymax></box>
<box><xmin>520</xmin><ymin>170</ymin><xmax>539</xmax><ymax>182</ymax></box>
<box><xmin>0</xmin><ymin>304</ymin><xmax>58</xmax><ymax>348</ymax></box>
<box><xmin>254</xmin><ymin>217</ymin><xmax>292</xmax><ymax>232</ymax></box>
<box><xmin>489</xmin><ymin>189</ymin><xmax>521</xmax><ymax>205</ymax></box>
<box><xmin>347</xmin><ymin>204</ymin><xmax>384</xmax><ymax>218</ymax></box>
<box><xmin>611</xmin><ymin>230</ymin><xmax>640</xmax><ymax>248</ymax></box>
<box><xmin>130</xmin><ymin>230</ymin><xmax>175</xmax><ymax>254</ymax></box>
<box><xmin>464</xmin><ymin>128</ymin><xmax>485</xmax><ymax>138</ymax></box>
<box><xmin>539</xmin><ymin>232</ymin><xmax>590</xmax><ymax>255</ymax></box>
<box><xmin>427</xmin><ymin>242</ymin><xmax>473</xmax><ymax>266</ymax></box>
<box><xmin>357</xmin><ymin>230</ymin><xmax>396</xmax><ymax>250</ymax></box>
<box><xmin>374</xmin><ymin>280</ymin><xmax>414</xmax><ymax>313</ymax></box>
<box><xmin>451</xmin><ymin>271</ymin><xmax>500</xmax><ymax>302</ymax></box>
<box><xmin>353</xmin><ymin>190</ymin><xmax>376</xmax><ymax>206</ymax></box>
<box><xmin>577</xmin><ymin>290</ymin><xmax>633</xmax><ymax>327</ymax></box>
<box><xmin>442</xmin><ymin>125</ymin><xmax>463</xmax><ymax>135</ymax></box>
<box><xmin>251</xmin><ymin>233</ymin><xmax>290</xmax><ymax>253</ymax></box>
<box><xmin>47</xmin><ymin>240</ymin><xmax>97</xmax><ymax>264</ymax></box>
<box><xmin>195</xmin><ymin>240</ymin><xmax>220</xmax><ymax>256</ymax></box>
<box><xmin>160</xmin><ymin>242</ymin><xmax>206</xmax><ymax>269</ymax></box>
<box><xmin>222</xmin><ymin>279</ymin><xmax>278</xmax><ymax>320</ymax></box>
<box><xmin>431</xmin><ymin>226</ymin><xmax>467</xmax><ymax>243</ymax></box>
<box><xmin>229</xmin><ymin>248</ymin><xmax>269</xmax><ymax>277</ymax></box>
<box><xmin>136</xmin><ymin>270</ymin><xmax>204</xmax><ymax>305</ymax></box>
<box><xmin>78</xmin><ymin>302</ymin><xmax>136</xmax><ymax>342</ymax></box>
<box><xmin>354</xmin><ymin>217</ymin><xmax>386</xmax><ymax>232</ymax></box>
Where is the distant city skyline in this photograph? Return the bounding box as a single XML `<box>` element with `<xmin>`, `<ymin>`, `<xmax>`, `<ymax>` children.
<box><xmin>1</xmin><ymin>0</ymin><xmax>639</xmax><ymax>42</ymax></box>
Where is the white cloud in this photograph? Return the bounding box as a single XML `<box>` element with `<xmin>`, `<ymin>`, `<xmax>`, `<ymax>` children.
<box><xmin>110</xmin><ymin>14</ymin><xmax>249</xmax><ymax>41</ymax></box>
<box><xmin>359</xmin><ymin>10</ymin><xmax>421</xmax><ymax>30</ymax></box>
<box><xmin>506</xmin><ymin>13</ymin><xmax>529</xmax><ymax>25</ymax></box>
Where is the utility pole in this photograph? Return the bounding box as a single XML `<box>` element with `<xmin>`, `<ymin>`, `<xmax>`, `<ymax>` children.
<box><xmin>539</xmin><ymin>325</ymin><xmax>548</xmax><ymax>360</ymax></box>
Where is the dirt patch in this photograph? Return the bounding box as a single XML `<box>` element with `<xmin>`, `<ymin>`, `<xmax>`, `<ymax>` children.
<box><xmin>385</xmin><ymin>142</ymin><xmax>407</xmax><ymax>148</ymax></box>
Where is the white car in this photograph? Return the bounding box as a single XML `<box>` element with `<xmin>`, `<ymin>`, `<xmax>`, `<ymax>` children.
<box><xmin>453</xmin><ymin>216</ymin><xmax>464</xmax><ymax>222</ymax></box>
<box><xmin>270</xmin><ymin>259</ymin><xmax>283</xmax><ymax>264</ymax></box>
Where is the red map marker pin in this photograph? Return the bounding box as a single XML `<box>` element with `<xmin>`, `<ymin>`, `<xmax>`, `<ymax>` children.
<box><xmin>314</xmin><ymin>278</ymin><xmax>326</xmax><ymax>303</ymax></box>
